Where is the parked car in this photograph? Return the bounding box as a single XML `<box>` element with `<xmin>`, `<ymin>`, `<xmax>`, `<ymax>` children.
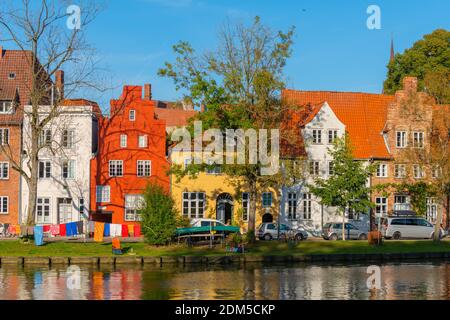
<box><xmin>322</xmin><ymin>223</ymin><xmax>368</xmax><ymax>240</ymax></box>
<box><xmin>382</xmin><ymin>217</ymin><xmax>444</xmax><ymax>240</ymax></box>
<box><xmin>257</xmin><ymin>223</ymin><xmax>308</xmax><ymax>241</ymax></box>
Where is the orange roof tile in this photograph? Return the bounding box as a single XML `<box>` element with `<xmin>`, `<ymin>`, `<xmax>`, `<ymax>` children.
<box><xmin>283</xmin><ymin>90</ymin><xmax>395</xmax><ymax>159</ymax></box>
<box><xmin>154</xmin><ymin>107</ymin><xmax>197</xmax><ymax>128</ymax></box>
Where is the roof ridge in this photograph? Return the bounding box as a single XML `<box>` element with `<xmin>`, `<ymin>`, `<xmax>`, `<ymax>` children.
<box><xmin>283</xmin><ymin>88</ymin><xmax>394</xmax><ymax>97</ymax></box>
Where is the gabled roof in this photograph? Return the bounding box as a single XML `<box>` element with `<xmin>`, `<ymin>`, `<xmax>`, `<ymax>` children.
<box><xmin>154</xmin><ymin>107</ymin><xmax>197</xmax><ymax>128</ymax></box>
<box><xmin>283</xmin><ymin>89</ymin><xmax>395</xmax><ymax>159</ymax></box>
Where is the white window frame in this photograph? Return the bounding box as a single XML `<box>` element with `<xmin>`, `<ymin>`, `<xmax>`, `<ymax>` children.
<box><xmin>312</xmin><ymin>129</ymin><xmax>322</xmax><ymax>144</ymax></box>
<box><xmin>413</xmin><ymin>164</ymin><xmax>425</xmax><ymax>179</ymax></box>
<box><xmin>375</xmin><ymin>197</ymin><xmax>388</xmax><ymax>217</ymax></box>
<box><xmin>0</xmin><ymin>196</ymin><xmax>8</xmax><ymax>214</ymax></box>
<box><xmin>36</xmin><ymin>197</ymin><xmax>51</xmax><ymax>224</ymax></box>
<box><xmin>39</xmin><ymin>129</ymin><xmax>52</xmax><ymax>147</ymax></box>
<box><xmin>432</xmin><ymin>166</ymin><xmax>442</xmax><ymax>179</ymax></box>
<box><xmin>301</xmin><ymin>193</ymin><xmax>312</xmax><ymax>220</ymax></box>
<box><xmin>61</xmin><ymin>159</ymin><xmax>76</xmax><ymax>180</ymax></box>
<box><xmin>376</xmin><ymin>164</ymin><xmax>388</xmax><ymax>178</ymax></box>
<box><xmin>328</xmin><ymin>129</ymin><xmax>338</xmax><ymax>144</ymax></box>
<box><xmin>412</xmin><ymin>131</ymin><xmax>424</xmax><ymax>148</ymax></box>
<box><xmin>328</xmin><ymin>161</ymin><xmax>334</xmax><ymax>176</ymax></box>
<box><xmin>138</xmin><ymin>135</ymin><xmax>148</xmax><ymax>148</ymax></box>
<box><xmin>394</xmin><ymin>164</ymin><xmax>407</xmax><ymax>178</ymax></box>
<box><xmin>0</xmin><ymin>162</ymin><xmax>9</xmax><ymax>180</ymax></box>
<box><xmin>426</xmin><ymin>198</ymin><xmax>438</xmax><ymax>223</ymax></box>
<box><xmin>120</xmin><ymin>134</ymin><xmax>127</xmax><ymax>148</ymax></box>
<box><xmin>182</xmin><ymin>192</ymin><xmax>205</xmax><ymax>219</ymax></box>
<box><xmin>109</xmin><ymin>160</ymin><xmax>123</xmax><ymax>177</ymax></box>
<box><xmin>0</xmin><ymin>101</ymin><xmax>13</xmax><ymax>114</ymax></box>
<box><xmin>309</xmin><ymin>161</ymin><xmax>320</xmax><ymax>176</ymax></box>
<box><xmin>394</xmin><ymin>194</ymin><xmax>411</xmax><ymax>211</ymax></box>
<box><xmin>96</xmin><ymin>185</ymin><xmax>110</xmax><ymax>203</ymax></box>
<box><xmin>242</xmin><ymin>192</ymin><xmax>249</xmax><ymax>222</ymax></box>
<box><xmin>38</xmin><ymin>160</ymin><xmax>52</xmax><ymax>179</ymax></box>
<box><xmin>137</xmin><ymin>160</ymin><xmax>151</xmax><ymax>177</ymax></box>
<box><xmin>124</xmin><ymin>194</ymin><xmax>144</xmax><ymax>222</ymax></box>
<box><xmin>61</xmin><ymin>129</ymin><xmax>75</xmax><ymax>149</ymax></box>
<box><xmin>396</xmin><ymin>131</ymin><xmax>407</xmax><ymax>148</ymax></box>
<box><xmin>206</xmin><ymin>159</ymin><xmax>222</xmax><ymax>175</ymax></box>
<box><xmin>0</xmin><ymin>128</ymin><xmax>10</xmax><ymax>145</ymax></box>
<box><xmin>262</xmin><ymin>192</ymin><xmax>273</xmax><ymax>208</ymax></box>
<box><xmin>287</xmin><ymin>192</ymin><xmax>297</xmax><ymax>220</ymax></box>
<box><xmin>129</xmin><ymin>109</ymin><xmax>136</xmax><ymax>121</ymax></box>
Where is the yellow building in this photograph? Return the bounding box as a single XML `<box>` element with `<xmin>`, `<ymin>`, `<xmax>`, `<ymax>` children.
<box><xmin>170</xmin><ymin>151</ymin><xmax>280</xmax><ymax>231</ymax></box>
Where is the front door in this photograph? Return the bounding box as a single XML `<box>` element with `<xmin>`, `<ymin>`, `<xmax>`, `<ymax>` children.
<box><xmin>216</xmin><ymin>193</ymin><xmax>234</xmax><ymax>225</ymax></box>
<box><xmin>58</xmin><ymin>198</ymin><xmax>72</xmax><ymax>224</ymax></box>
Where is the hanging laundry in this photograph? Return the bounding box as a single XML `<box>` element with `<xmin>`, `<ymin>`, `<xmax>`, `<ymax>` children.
<box><xmin>34</xmin><ymin>226</ymin><xmax>44</xmax><ymax>246</ymax></box>
<box><xmin>94</xmin><ymin>222</ymin><xmax>104</xmax><ymax>242</ymax></box>
<box><xmin>76</xmin><ymin>221</ymin><xmax>84</xmax><ymax>234</ymax></box>
<box><xmin>2</xmin><ymin>223</ymin><xmax>9</xmax><ymax>237</ymax></box>
<box><xmin>60</xmin><ymin>224</ymin><xmax>67</xmax><ymax>237</ymax></box>
<box><xmin>134</xmin><ymin>224</ymin><xmax>141</xmax><ymax>237</ymax></box>
<box><xmin>127</xmin><ymin>224</ymin><xmax>134</xmax><ymax>237</ymax></box>
<box><xmin>110</xmin><ymin>224</ymin><xmax>121</xmax><ymax>237</ymax></box>
<box><xmin>88</xmin><ymin>221</ymin><xmax>95</xmax><ymax>234</ymax></box>
<box><xmin>104</xmin><ymin>223</ymin><xmax>110</xmax><ymax>237</ymax></box>
<box><xmin>121</xmin><ymin>224</ymin><xmax>129</xmax><ymax>237</ymax></box>
<box><xmin>50</xmin><ymin>225</ymin><xmax>60</xmax><ymax>236</ymax></box>
<box><xmin>43</xmin><ymin>225</ymin><xmax>51</xmax><ymax>233</ymax></box>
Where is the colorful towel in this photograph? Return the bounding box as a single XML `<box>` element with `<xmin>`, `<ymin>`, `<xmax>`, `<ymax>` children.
<box><xmin>43</xmin><ymin>225</ymin><xmax>51</xmax><ymax>233</ymax></box>
<box><xmin>76</xmin><ymin>221</ymin><xmax>84</xmax><ymax>234</ymax></box>
<box><xmin>104</xmin><ymin>223</ymin><xmax>110</xmax><ymax>237</ymax></box>
<box><xmin>134</xmin><ymin>224</ymin><xmax>141</xmax><ymax>237</ymax></box>
<box><xmin>94</xmin><ymin>222</ymin><xmax>104</xmax><ymax>242</ymax></box>
<box><xmin>50</xmin><ymin>225</ymin><xmax>60</xmax><ymax>236</ymax></box>
<box><xmin>60</xmin><ymin>224</ymin><xmax>67</xmax><ymax>236</ymax></box>
<box><xmin>110</xmin><ymin>224</ymin><xmax>121</xmax><ymax>237</ymax></box>
<box><xmin>121</xmin><ymin>224</ymin><xmax>129</xmax><ymax>237</ymax></box>
<box><xmin>127</xmin><ymin>224</ymin><xmax>134</xmax><ymax>237</ymax></box>
<box><xmin>34</xmin><ymin>226</ymin><xmax>44</xmax><ymax>246</ymax></box>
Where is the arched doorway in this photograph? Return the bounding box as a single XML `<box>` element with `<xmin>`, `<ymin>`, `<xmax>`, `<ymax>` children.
<box><xmin>262</xmin><ymin>213</ymin><xmax>273</xmax><ymax>223</ymax></box>
<box><xmin>216</xmin><ymin>193</ymin><xmax>234</xmax><ymax>225</ymax></box>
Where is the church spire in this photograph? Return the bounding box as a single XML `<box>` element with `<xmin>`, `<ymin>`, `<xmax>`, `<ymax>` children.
<box><xmin>390</xmin><ymin>34</ymin><xmax>395</xmax><ymax>63</ymax></box>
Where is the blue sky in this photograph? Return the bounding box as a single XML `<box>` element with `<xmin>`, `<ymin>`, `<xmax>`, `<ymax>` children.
<box><xmin>80</xmin><ymin>0</ymin><xmax>450</xmax><ymax>104</ymax></box>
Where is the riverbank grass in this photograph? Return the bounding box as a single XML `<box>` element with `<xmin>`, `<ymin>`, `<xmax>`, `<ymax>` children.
<box><xmin>0</xmin><ymin>239</ymin><xmax>449</xmax><ymax>257</ymax></box>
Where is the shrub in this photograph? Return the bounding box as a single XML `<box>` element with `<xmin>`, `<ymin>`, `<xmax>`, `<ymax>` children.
<box><xmin>140</xmin><ymin>183</ymin><xmax>178</xmax><ymax>245</ymax></box>
<box><xmin>244</xmin><ymin>230</ymin><xmax>256</xmax><ymax>244</ymax></box>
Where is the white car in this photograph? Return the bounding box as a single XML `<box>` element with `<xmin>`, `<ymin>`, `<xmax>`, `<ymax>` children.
<box><xmin>190</xmin><ymin>218</ymin><xmax>226</xmax><ymax>227</ymax></box>
<box><xmin>382</xmin><ymin>217</ymin><xmax>444</xmax><ymax>240</ymax></box>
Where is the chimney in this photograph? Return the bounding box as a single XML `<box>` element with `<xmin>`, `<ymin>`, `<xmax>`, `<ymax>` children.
<box><xmin>200</xmin><ymin>104</ymin><xmax>206</xmax><ymax>112</ymax></box>
<box><xmin>55</xmin><ymin>70</ymin><xmax>65</xmax><ymax>100</ymax></box>
<box><xmin>403</xmin><ymin>76</ymin><xmax>417</xmax><ymax>93</ymax></box>
<box><xmin>0</xmin><ymin>46</ymin><xmax>3</xmax><ymax>59</ymax></box>
<box><xmin>144</xmin><ymin>84</ymin><xmax>152</xmax><ymax>100</ymax></box>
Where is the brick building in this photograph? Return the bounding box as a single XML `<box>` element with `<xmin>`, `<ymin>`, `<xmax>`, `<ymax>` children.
<box><xmin>90</xmin><ymin>84</ymin><xmax>169</xmax><ymax>225</ymax></box>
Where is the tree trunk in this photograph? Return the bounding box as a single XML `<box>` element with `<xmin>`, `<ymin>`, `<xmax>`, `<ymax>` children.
<box><xmin>342</xmin><ymin>212</ymin><xmax>346</xmax><ymax>241</ymax></box>
<box><xmin>25</xmin><ymin>129</ymin><xmax>39</xmax><ymax>229</ymax></box>
<box><xmin>433</xmin><ymin>205</ymin><xmax>443</xmax><ymax>242</ymax></box>
<box><xmin>248</xmin><ymin>180</ymin><xmax>258</xmax><ymax>237</ymax></box>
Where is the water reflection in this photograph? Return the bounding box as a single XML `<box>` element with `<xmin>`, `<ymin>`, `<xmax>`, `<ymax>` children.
<box><xmin>0</xmin><ymin>262</ymin><xmax>449</xmax><ymax>300</ymax></box>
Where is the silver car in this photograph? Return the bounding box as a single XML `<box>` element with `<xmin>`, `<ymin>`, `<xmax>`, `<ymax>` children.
<box><xmin>322</xmin><ymin>223</ymin><xmax>368</xmax><ymax>240</ymax></box>
<box><xmin>257</xmin><ymin>223</ymin><xmax>308</xmax><ymax>241</ymax></box>
<box><xmin>382</xmin><ymin>217</ymin><xmax>444</xmax><ymax>240</ymax></box>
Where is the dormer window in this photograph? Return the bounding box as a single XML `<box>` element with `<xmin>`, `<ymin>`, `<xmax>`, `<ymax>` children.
<box><xmin>129</xmin><ymin>110</ymin><xmax>136</xmax><ymax>121</ymax></box>
<box><xmin>0</xmin><ymin>101</ymin><xmax>13</xmax><ymax>114</ymax></box>
<box><xmin>8</xmin><ymin>73</ymin><xmax>16</xmax><ymax>80</ymax></box>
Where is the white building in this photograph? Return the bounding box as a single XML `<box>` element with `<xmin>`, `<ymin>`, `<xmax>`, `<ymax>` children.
<box><xmin>20</xmin><ymin>102</ymin><xmax>99</xmax><ymax>226</ymax></box>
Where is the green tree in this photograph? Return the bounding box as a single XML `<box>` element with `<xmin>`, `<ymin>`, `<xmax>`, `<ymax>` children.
<box><xmin>308</xmin><ymin>136</ymin><xmax>375</xmax><ymax>240</ymax></box>
<box><xmin>159</xmin><ymin>17</ymin><xmax>300</xmax><ymax>234</ymax></box>
<box><xmin>140</xmin><ymin>183</ymin><xmax>178</xmax><ymax>245</ymax></box>
<box><xmin>383</xmin><ymin>29</ymin><xmax>450</xmax><ymax>104</ymax></box>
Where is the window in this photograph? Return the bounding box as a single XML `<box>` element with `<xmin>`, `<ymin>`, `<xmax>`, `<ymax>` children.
<box><xmin>182</xmin><ymin>192</ymin><xmax>205</xmax><ymax>219</ymax></box>
<box><xmin>38</xmin><ymin>161</ymin><xmax>51</xmax><ymax>179</ymax></box>
<box><xmin>120</xmin><ymin>134</ymin><xmax>127</xmax><ymax>148</ymax></box>
<box><xmin>0</xmin><ymin>101</ymin><xmax>13</xmax><ymax>114</ymax></box>
<box><xmin>396</xmin><ymin>131</ymin><xmax>407</xmax><ymax>148</ymax></box>
<box><xmin>394</xmin><ymin>194</ymin><xmax>411</xmax><ymax>211</ymax></box>
<box><xmin>426</xmin><ymin>198</ymin><xmax>437</xmax><ymax>223</ymax></box>
<box><xmin>96</xmin><ymin>186</ymin><xmax>110</xmax><ymax>203</ymax></box>
<box><xmin>262</xmin><ymin>192</ymin><xmax>273</xmax><ymax>207</ymax></box>
<box><xmin>287</xmin><ymin>193</ymin><xmax>297</xmax><ymax>220</ymax></box>
<box><xmin>137</xmin><ymin>160</ymin><xmax>151</xmax><ymax>177</ymax></box>
<box><xmin>36</xmin><ymin>198</ymin><xmax>50</xmax><ymax>223</ymax></box>
<box><xmin>184</xmin><ymin>158</ymin><xmax>192</xmax><ymax>170</ymax></box>
<box><xmin>394</xmin><ymin>164</ymin><xmax>406</xmax><ymax>178</ymax></box>
<box><xmin>242</xmin><ymin>193</ymin><xmax>249</xmax><ymax>222</ymax></box>
<box><xmin>39</xmin><ymin>129</ymin><xmax>52</xmax><ymax>147</ymax></box>
<box><xmin>61</xmin><ymin>159</ymin><xmax>75</xmax><ymax>179</ymax></box>
<box><xmin>301</xmin><ymin>193</ymin><xmax>312</xmax><ymax>220</ymax></box>
<box><xmin>206</xmin><ymin>159</ymin><xmax>222</xmax><ymax>175</ymax></box>
<box><xmin>328</xmin><ymin>161</ymin><xmax>335</xmax><ymax>176</ymax></box>
<box><xmin>328</xmin><ymin>130</ymin><xmax>338</xmax><ymax>144</ymax></box>
<box><xmin>412</xmin><ymin>131</ymin><xmax>424</xmax><ymax>148</ymax></box>
<box><xmin>309</xmin><ymin>161</ymin><xmax>320</xmax><ymax>176</ymax></box>
<box><xmin>125</xmin><ymin>194</ymin><xmax>144</xmax><ymax>221</ymax></box>
<box><xmin>376</xmin><ymin>164</ymin><xmax>388</xmax><ymax>178</ymax></box>
<box><xmin>61</xmin><ymin>130</ymin><xmax>75</xmax><ymax>148</ymax></box>
<box><xmin>8</xmin><ymin>73</ymin><xmax>16</xmax><ymax>80</ymax></box>
<box><xmin>109</xmin><ymin>160</ymin><xmax>123</xmax><ymax>177</ymax></box>
<box><xmin>129</xmin><ymin>110</ymin><xmax>136</xmax><ymax>121</ymax></box>
<box><xmin>375</xmin><ymin>197</ymin><xmax>387</xmax><ymax>217</ymax></box>
<box><xmin>413</xmin><ymin>164</ymin><xmax>424</xmax><ymax>179</ymax></box>
<box><xmin>312</xmin><ymin>129</ymin><xmax>322</xmax><ymax>144</ymax></box>
<box><xmin>138</xmin><ymin>135</ymin><xmax>148</xmax><ymax>148</ymax></box>
<box><xmin>0</xmin><ymin>128</ymin><xmax>9</xmax><ymax>145</ymax></box>
<box><xmin>79</xmin><ymin>198</ymin><xmax>85</xmax><ymax>215</ymax></box>
<box><xmin>0</xmin><ymin>162</ymin><xmax>9</xmax><ymax>179</ymax></box>
<box><xmin>0</xmin><ymin>196</ymin><xmax>8</xmax><ymax>214</ymax></box>
<box><xmin>432</xmin><ymin>166</ymin><xmax>442</xmax><ymax>179</ymax></box>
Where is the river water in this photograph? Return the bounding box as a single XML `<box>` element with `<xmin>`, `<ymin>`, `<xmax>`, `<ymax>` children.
<box><xmin>0</xmin><ymin>261</ymin><xmax>449</xmax><ymax>300</ymax></box>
